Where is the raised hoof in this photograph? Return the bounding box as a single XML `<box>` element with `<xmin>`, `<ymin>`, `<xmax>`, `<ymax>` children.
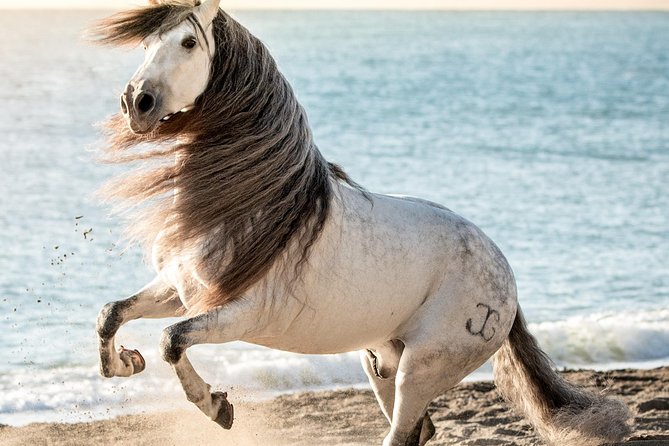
<box><xmin>212</xmin><ymin>391</ymin><xmax>234</xmax><ymax>430</ymax></box>
<box><xmin>119</xmin><ymin>346</ymin><xmax>146</xmax><ymax>375</ymax></box>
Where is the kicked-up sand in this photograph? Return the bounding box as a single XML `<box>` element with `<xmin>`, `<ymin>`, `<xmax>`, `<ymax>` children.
<box><xmin>1</xmin><ymin>367</ymin><xmax>667</xmax><ymax>445</ymax></box>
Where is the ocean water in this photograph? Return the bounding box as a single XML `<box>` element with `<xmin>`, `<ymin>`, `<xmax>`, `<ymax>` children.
<box><xmin>0</xmin><ymin>10</ymin><xmax>667</xmax><ymax>426</ymax></box>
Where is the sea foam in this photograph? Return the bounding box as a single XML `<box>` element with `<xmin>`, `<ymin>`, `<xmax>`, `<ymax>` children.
<box><xmin>529</xmin><ymin>308</ymin><xmax>669</xmax><ymax>367</ymax></box>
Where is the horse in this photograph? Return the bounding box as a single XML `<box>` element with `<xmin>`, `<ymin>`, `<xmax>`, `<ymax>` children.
<box><xmin>91</xmin><ymin>1</ymin><xmax>631</xmax><ymax>445</ymax></box>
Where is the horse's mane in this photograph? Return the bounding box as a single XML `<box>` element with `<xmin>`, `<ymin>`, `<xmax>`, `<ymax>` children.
<box><xmin>91</xmin><ymin>1</ymin><xmax>360</xmax><ymax>312</ymax></box>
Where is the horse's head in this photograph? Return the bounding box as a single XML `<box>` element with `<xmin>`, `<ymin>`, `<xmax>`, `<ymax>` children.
<box><xmin>119</xmin><ymin>0</ymin><xmax>220</xmax><ymax>134</ymax></box>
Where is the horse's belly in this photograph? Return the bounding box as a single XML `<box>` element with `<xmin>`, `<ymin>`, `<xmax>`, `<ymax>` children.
<box><xmin>241</xmin><ymin>210</ymin><xmax>454</xmax><ymax>353</ymax></box>
<box><xmin>244</xmin><ymin>265</ymin><xmax>438</xmax><ymax>354</ymax></box>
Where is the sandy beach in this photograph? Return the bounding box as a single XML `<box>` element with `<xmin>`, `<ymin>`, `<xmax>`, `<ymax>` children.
<box><xmin>2</xmin><ymin>367</ymin><xmax>667</xmax><ymax>446</ymax></box>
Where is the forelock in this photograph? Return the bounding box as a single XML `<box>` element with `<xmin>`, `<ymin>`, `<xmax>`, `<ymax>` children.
<box><xmin>90</xmin><ymin>2</ymin><xmax>200</xmax><ymax>47</ymax></box>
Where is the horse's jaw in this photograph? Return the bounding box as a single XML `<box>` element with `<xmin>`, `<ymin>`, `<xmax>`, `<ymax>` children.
<box><xmin>125</xmin><ymin>105</ymin><xmax>196</xmax><ymax>135</ymax></box>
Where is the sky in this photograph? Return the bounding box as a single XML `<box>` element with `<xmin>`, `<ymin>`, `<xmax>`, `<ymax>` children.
<box><xmin>0</xmin><ymin>0</ymin><xmax>667</xmax><ymax>9</ymax></box>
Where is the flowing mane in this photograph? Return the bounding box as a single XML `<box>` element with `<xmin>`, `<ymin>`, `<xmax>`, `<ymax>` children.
<box><xmin>92</xmin><ymin>2</ymin><xmax>359</xmax><ymax>311</ymax></box>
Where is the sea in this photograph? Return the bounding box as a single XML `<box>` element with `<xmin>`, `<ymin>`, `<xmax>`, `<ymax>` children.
<box><xmin>0</xmin><ymin>10</ymin><xmax>667</xmax><ymax>426</ymax></box>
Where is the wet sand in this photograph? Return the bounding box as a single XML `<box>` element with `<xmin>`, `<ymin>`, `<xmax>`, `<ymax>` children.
<box><xmin>1</xmin><ymin>367</ymin><xmax>667</xmax><ymax>445</ymax></box>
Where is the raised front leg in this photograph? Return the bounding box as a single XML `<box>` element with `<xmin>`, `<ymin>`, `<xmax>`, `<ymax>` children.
<box><xmin>97</xmin><ymin>276</ymin><xmax>181</xmax><ymax>378</ymax></box>
<box><xmin>159</xmin><ymin>300</ymin><xmax>261</xmax><ymax>430</ymax></box>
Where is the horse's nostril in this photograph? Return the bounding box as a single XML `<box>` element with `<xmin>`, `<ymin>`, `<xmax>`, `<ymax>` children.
<box><xmin>136</xmin><ymin>92</ymin><xmax>155</xmax><ymax>114</ymax></box>
<box><xmin>120</xmin><ymin>94</ymin><xmax>128</xmax><ymax>115</ymax></box>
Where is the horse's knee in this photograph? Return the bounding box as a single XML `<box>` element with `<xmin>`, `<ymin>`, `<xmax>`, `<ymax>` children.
<box><xmin>160</xmin><ymin>323</ymin><xmax>189</xmax><ymax>364</ymax></box>
<box><xmin>97</xmin><ymin>301</ymin><xmax>125</xmax><ymax>339</ymax></box>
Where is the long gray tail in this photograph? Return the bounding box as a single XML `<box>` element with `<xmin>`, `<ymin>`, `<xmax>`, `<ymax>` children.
<box><xmin>493</xmin><ymin>307</ymin><xmax>631</xmax><ymax>446</ymax></box>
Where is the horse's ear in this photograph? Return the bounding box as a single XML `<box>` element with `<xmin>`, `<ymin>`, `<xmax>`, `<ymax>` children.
<box><xmin>194</xmin><ymin>0</ymin><xmax>221</xmax><ymax>26</ymax></box>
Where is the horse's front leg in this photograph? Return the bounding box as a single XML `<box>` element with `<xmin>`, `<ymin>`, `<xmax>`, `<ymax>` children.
<box><xmin>97</xmin><ymin>276</ymin><xmax>181</xmax><ymax>378</ymax></box>
<box><xmin>159</xmin><ymin>300</ymin><xmax>260</xmax><ymax>429</ymax></box>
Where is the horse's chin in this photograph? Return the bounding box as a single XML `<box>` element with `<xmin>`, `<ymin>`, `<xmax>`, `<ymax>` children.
<box><xmin>124</xmin><ymin>105</ymin><xmax>195</xmax><ymax>135</ymax></box>
<box><xmin>129</xmin><ymin>127</ymin><xmax>156</xmax><ymax>136</ymax></box>
<box><xmin>126</xmin><ymin>117</ymin><xmax>160</xmax><ymax>135</ymax></box>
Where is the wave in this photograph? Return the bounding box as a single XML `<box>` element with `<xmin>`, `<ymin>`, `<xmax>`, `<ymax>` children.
<box><xmin>529</xmin><ymin>308</ymin><xmax>669</xmax><ymax>367</ymax></box>
<box><xmin>0</xmin><ymin>347</ymin><xmax>366</xmax><ymax>426</ymax></box>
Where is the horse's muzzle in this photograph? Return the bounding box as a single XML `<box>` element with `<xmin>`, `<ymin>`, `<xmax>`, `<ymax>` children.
<box><xmin>121</xmin><ymin>82</ymin><xmax>161</xmax><ymax>134</ymax></box>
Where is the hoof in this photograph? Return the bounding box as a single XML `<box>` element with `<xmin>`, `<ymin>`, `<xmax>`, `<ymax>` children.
<box><xmin>212</xmin><ymin>391</ymin><xmax>234</xmax><ymax>430</ymax></box>
<box><xmin>119</xmin><ymin>346</ymin><xmax>146</xmax><ymax>375</ymax></box>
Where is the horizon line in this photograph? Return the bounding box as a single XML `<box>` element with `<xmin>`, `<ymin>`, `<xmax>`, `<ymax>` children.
<box><xmin>1</xmin><ymin>6</ymin><xmax>668</xmax><ymax>10</ymax></box>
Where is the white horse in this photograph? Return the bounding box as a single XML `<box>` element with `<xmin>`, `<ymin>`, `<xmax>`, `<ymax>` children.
<box><xmin>93</xmin><ymin>1</ymin><xmax>630</xmax><ymax>445</ymax></box>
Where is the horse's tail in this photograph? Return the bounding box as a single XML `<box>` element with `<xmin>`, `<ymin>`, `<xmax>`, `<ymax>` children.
<box><xmin>492</xmin><ymin>307</ymin><xmax>631</xmax><ymax>446</ymax></box>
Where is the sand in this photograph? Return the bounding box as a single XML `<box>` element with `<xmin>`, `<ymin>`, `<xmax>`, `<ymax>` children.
<box><xmin>1</xmin><ymin>367</ymin><xmax>667</xmax><ymax>446</ymax></box>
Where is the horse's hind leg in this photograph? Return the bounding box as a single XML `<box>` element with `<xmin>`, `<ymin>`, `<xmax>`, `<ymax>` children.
<box><xmin>362</xmin><ymin>341</ymin><xmax>435</xmax><ymax>446</ymax></box>
<box><xmin>360</xmin><ymin>340</ymin><xmax>403</xmax><ymax>422</ymax></box>
<box><xmin>159</xmin><ymin>301</ymin><xmax>261</xmax><ymax>429</ymax></box>
<box><xmin>382</xmin><ymin>345</ymin><xmax>456</xmax><ymax>446</ymax></box>
<box><xmin>417</xmin><ymin>413</ymin><xmax>436</xmax><ymax>446</ymax></box>
<box><xmin>97</xmin><ymin>276</ymin><xmax>181</xmax><ymax>378</ymax></box>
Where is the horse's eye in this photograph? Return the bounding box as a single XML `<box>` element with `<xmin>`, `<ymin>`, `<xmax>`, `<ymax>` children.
<box><xmin>182</xmin><ymin>37</ymin><xmax>197</xmax><ymax>49</ymax></box>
